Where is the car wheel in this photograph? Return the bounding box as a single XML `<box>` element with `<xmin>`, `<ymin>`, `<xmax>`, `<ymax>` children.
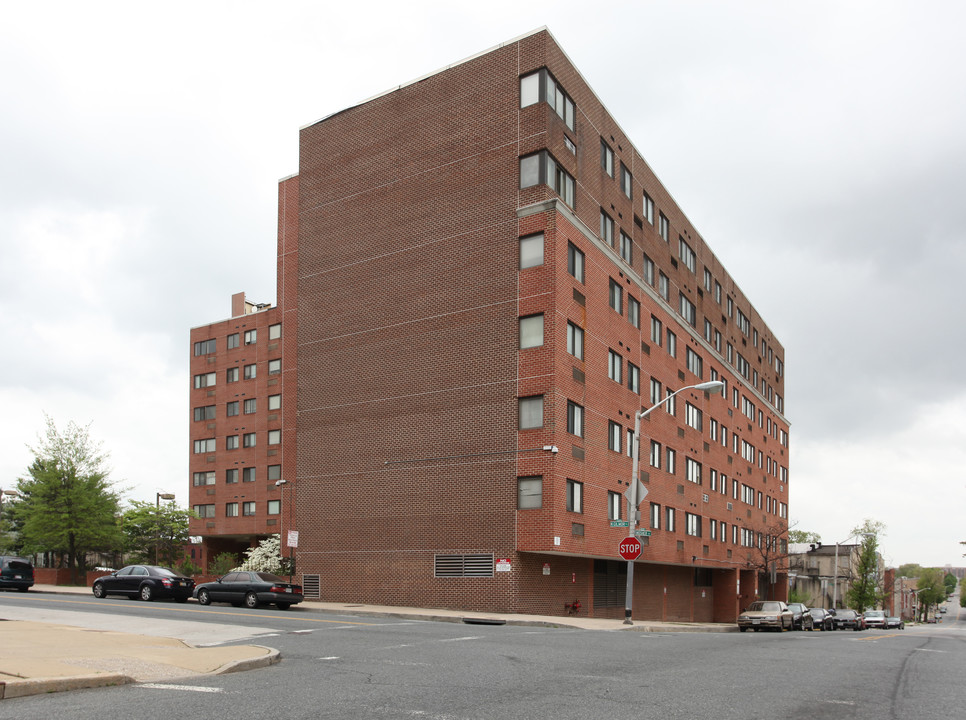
<box><xmin>276</xmin><ymin>603</ymin><xmax>291</xmax><ymax>610</ymax></box>
<box><xmin>244</xmin><ymin>591</ymin><xmax>259</xmax><ymax>609</ymax></box>
<box><xmin>739</xmin><ymin>626</ymin><xmax>747</xmax><ymax>632</ymax></box>
<box><xmin>140</xmin><ymin>584</ymin><xmax>154</xmax><ymax>602</ymax></box>
<box><xmin>18</xmin><ymin>587</ymin><xmax>29</xmax><ymax>593</ymax></box>
<box><xmin>92</xmin><ymin>582</ymin><xmax>106</xmax><ymax>599</ymax></box>
<box><xmin>198</xmin><ymin>588</ymin><xmax>212</xmax><ymax>606</ymax></box>
<box><xmin>175</xmin><ymin>596</ymin><xmax>188</xmax><ymax>603</ymax></box>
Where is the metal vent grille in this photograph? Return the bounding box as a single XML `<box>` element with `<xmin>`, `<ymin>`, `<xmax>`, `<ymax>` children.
<box><xmin>302</xmin><ymin>574</ymin><xmax>321</xmax><ymax>599</ymax></box>
<box><xmin>434</xmin><ymin>554</ymin><xmax>494</xmax><ymax>578</ymax></box>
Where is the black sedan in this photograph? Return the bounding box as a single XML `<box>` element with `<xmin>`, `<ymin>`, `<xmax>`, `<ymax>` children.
<box><xmin>808</xmin><ymin>607</ymin><xmax>835</xmax><ymax>630</ymax></box>
<box><xmin>92</xmin><ymin>565</ymin><xmax>195</xmax><ymax>602</ymax></box>
<box><xmin>833</xmin><ymin>609</ymin><xmax>866</xmax><ymax>630</ymax></box>
<box><xmin>787</xmin><ymin>602</ymin><xmax>814</xmax><ymax>630</ymax></box>
<box><xmin>194</xmin><ymin>571</ymin><xmax>303</xmax><ymax>610</ymax></box>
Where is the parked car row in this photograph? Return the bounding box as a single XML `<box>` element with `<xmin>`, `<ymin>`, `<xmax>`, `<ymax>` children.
<box><xmin>738</xmin><ymin>601</ymin><xmax>907</xmax><ymax>633</ymax></box>
<box><xmin>90</xmin><ymin>565</ymin><xmax>303</xmax><ymax>609</ymax></box>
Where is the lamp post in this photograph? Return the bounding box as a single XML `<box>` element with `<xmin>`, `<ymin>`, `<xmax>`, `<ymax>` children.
<box><xmin>831</xmin><ymin>532</ymin><xmax>872</xmax><ymax>609</ymax></box>
<box><xmin>624</xmin><ymin>380</ymin><xmax>724</xmax><ymax>625</ymax></box>
<box><xmin>275</xmin><ymin>479</ymin><xmax>292</xmax><ymax>582</ymax></box>
<box><xmin>155</xmin><ymin>492</ymin><xmax>175</xmax><ymax>565</ymax></box>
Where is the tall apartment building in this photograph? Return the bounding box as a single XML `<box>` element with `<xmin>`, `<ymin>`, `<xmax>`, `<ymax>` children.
<box><xmin>189</xmin><ymin>28</ymin><xmax>789</xmax><ymax>620</ymax></box>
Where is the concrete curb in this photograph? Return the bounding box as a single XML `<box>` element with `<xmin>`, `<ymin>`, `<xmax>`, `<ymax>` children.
<box><xmin>214</xmin><ymin>645</ymin><xmax>281</xmax><ymax>674</ymax></box>
<box><xmin>1</xmin><ymin>673</ymin><xmax>133</xmax><ymax>700</ymax></box>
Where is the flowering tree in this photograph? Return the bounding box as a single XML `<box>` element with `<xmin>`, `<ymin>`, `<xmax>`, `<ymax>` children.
<box><xmin>236</xmin><ymin>534</ymin><xmax>290</xmax><ymax>575</ymax></box>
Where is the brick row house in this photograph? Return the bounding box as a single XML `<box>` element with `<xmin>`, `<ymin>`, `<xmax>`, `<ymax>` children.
<box><xmin>189</xmin><ymin>28</ymin><xmax>789</xmax><ymax>620</ymax></box>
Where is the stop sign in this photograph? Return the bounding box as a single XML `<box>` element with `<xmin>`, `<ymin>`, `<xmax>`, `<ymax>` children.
<box><xmin>618</xmin><ymin>536</ymin><xmax>642</xmax><ymax>560</ymax></box>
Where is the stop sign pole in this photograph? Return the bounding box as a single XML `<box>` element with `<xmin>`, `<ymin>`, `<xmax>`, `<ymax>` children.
<box><xmin>623</xmin><ymin>381</ymin><xmax>724</xmax><ymax>625</ymax></box>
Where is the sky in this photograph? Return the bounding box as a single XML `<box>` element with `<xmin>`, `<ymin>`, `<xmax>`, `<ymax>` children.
<box><xmin>2</xmin><ymin>1</ymin><xmax>964</xmax><ymax>570</ymax></box>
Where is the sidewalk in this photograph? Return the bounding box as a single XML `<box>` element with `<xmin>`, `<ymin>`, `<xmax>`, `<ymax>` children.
<box><xmin>0</xmin><ymin>584</ymin><xmax>734</xmax><ymax>700</ymax></box>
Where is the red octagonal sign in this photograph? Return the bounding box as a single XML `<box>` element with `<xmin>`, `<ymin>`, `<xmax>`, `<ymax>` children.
<box><xmin>618</xmin><ymin>536</ymin><xmax>642</xmax><ymax>560</ymax></box>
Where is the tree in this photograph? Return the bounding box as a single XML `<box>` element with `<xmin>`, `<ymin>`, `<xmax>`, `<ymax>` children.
<box><xmin>120</xmin><ymin>501</ymin><xmax>195</xmax><ymax>568</ymax></box>
<box><xmin>12</xmin><ymin>417</ymin><xmax>123</xmax><ymax>583</ymax></box>
<box><xmin>236</xmin><ymin>534</ymin><xmax>292</xmax><ymax>575</ymax></box>
<box><xmin>897</xmin><ymin>563</ymin><xmax>923</xmax><ymax>579</ymax></box>
<box><xmin>788</xmin><ymin>529</ymin><xmax>821</xmax><ymax>544</ymax></box>
<box><xmin>916</xmin><ymin>568</ymin><xmax>946</xmax><ymax>621</ymax></box>
<box><xmin>740</xmin><ymin>519</ymin><xmax>789</xmax><ymax>601</ymax></box>
<box><xmin>845</xmin><ymin>532</ymin><xmax>884</xmax><ymax>612</ymax></box>
<box><xmin>943</xmin><ymin>572</ymin><xmax>957</xmax><ymax>596</ymax></box>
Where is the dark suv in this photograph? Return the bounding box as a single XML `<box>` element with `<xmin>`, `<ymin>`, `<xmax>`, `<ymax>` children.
<box><xmin>0</xmin><ymin>556</ymin><xmax>35</xmax><ymax>592</ymax></box>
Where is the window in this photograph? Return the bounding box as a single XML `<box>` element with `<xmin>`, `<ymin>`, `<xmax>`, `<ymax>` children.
<box><xmin>519</xmin><ymin>314</ymin><xmax>544</xmax><ymax>349</ymax></box>
<box><xmin>225</xmin><ymin>469</ymin><xmax>238</xmax><ymax>484</ymax></box>
<box><xmin>268</xmin><ymin>464</ymin><xmax>282</xmax><ymax>481</ymax></box>
<box><xmin>520</xmin><ymin>233</ymin><xmax>544</xmax><ymax>269</ymax></box>
<box><xmin>520</xmin><ymin>69</ymin><xmax>575</xmax><ymax>130</ymax></box>
<box><xmin>600</xmin><ymin>210</ymin><xmax>614</xmax><ymax>245</ymax></box>
<box><xmin>643</xmin><ymin>192</ymin><xmax>654</xmax><ymax>224</ymax></box>
<box><xmin>665</xmin><ymin>507</ymin><xmax>676</xmax><ymax>532</ymax></box>
<box><xmin>244</xmin><ymin>364</ymin><xmax>256</xmax><ymax>380</ymax></box>
<box><xmin>666</xmin><ymin>447</ymin><xmax>677</xmax><ymax>474</ymax></box>
<box><xmin>519</xmin><ymin>151</ymin><xmax>575</xmax><ymax>207</ymax></box>
<box><xmin>227</xmin><ymin>333</ymin><xmax>239</xmax><ymax>349</ymax></box>
<box><xmin>686</xmin><ymin>457</ymin><xmax>702</xmax><ymax>484</ymax></box>
<box><xmin>666</xmin><ymin>330</ymin><xmax>677</xmax><ymax>358</ymax></box>
<box><xmin>685</xmin><ymin>403</ymin><xmax>703</xmax><ymax>431</ymax></box>
<box><xmin>650</xmin><ymin>502</ymin><xmax>661</xmax><ymax>530</ymax></box>
<box><xmin>628</xmin><ymin>296</ymin><xmax>640</xmax><ymax>328</ymax></box>
<box><xmin>193</xmin><ymin>438</ymin><xmax>215</xmax><ymax>454</ymax></box>
<box><xmin>242</xmin><ymin>502</ymin><xmax>256</xmax><ymax>516</ymax></box>
<box><xmin>620</xmin><ymin>163</ymin><xmax>632</xmax><ymax>198</ymax></box>
<box><xmin>608</xmin><ymin>421</ymin><xmax>622</xmax><ymax>452</ymax></box>
<box><xmin>686</xmin><ymin>347</ymin><xmax>703</xmax><ymax>377</ymax></box>
<box><xmin>269</xmin><ymin>323</ymin><xmax>281</xmax><ymax>340</ymax></box>
<box><xmin>715</xmin><ymin>281</ymin><xmax>722</xmax><ymax>304</ymax></box>
<box><xmin>609</xmin><ymin>279</ymin><xmax>623</xmax><ymax>314</ymax></box>
<box><xmin>226</xmin><ymin>367</ymin><xmax>239</xmax><ymax>383</ymax></box>
<box><xmin>226</xmin><ymin>435</ymin><xmax>239</xmax><ymax>450</ymax></box>
<box><xmin>226</xmin><ymin>401</ymin><xmax>239</xmax><ymax>417</ymax></box>
<box><xmin>567</xmin><ymin>322</ymin><xmax>584</xmax><ymax>360</ymax></box>
<box><xmin>678</xmin><ymin>237</ymin><xmax>696</xmax><ymax>273</ymax></box>
<box><xmin>243</xmin><ymin>432</ymin><xmax>256</xmax><ymax>448</ymax></box>
<box><xmin>659</xmin><ymin>272</ymin><xmax>669</xmax><ymax>301</ymax></box>
<box><xmin>225</xmin><ymin>502</ymin><xmax>238</xmax><ymax>517</ymax></box>
<box><xmin>268</xmin><ymin>500</ymin><xmax>281</xmax><ymax>515</ymax></box>
<box><xmin>519</xmin><ymin>396</ymin><xmax>544</xmax><ymax>429</ymax></box>
<box><xmin>268</xmin><ymin>429</ymin><xmax>281</xmax><ymax>445</ymax></box>
<box><xmin>627</xmin><ymin>363</ymin><xmax>640</xmax><ymax>394</ymax></box>
<box><xmin>608</xmin><ymin>350</ymin><xmax>623</xmax><ymax>384</ymax></box>
<box><xmin>567</xmin><ymin>242</ymin><xmax>585</xmax><ymax>283</ymax></box>
<box><xmin>518</xmin><ymin>476</ymin><xmax>543</xmax><ymax>509</ymax></box>
<box><xmin>626</xmin><ymin>428</ymin><xmax>635</xmax><ymax>457</ymax></box>
<box><xmin>243</xmin><ymin>467</ymin><xmax>256</xmax><ymax>483</ymax></box>
<box><xmin>193</xmin><ymin>405</ymin><xmax>215</xmax><ymax>422</ymax></box>
<box><xmin>192</xmin><ymin>471</ymin><xmax>215</xmax><ymax>486</ymax></box>
<box><xmin>600</xmin><ymin>139</ymin><xmax>614</xmax><ymax>177</ymax></box>
<box><xmin>619</xmin><ymin>231</ymin><xmax>632</xmax><ymax>264</ymax></box>
<box><xmin>193</xmin><ymin>339</ymin><xmax>216</xmax><ymax>356</ymax></box>
<box><xmin>244</xmin><ymin>398</ymin><xmax>257</xmax><ymax>414</ymax></box>
<box><xmin>608</xmin><ymin>491</ymin><xmax>622</xmax><ymax>520</ymax></box>
<box><xmin>268</xmin><ymin>359</ymin><xmax>281</xmax><ymax>375</ymax></box>
<box><xmin>704</xmin><ymin>319</ymin><xmax>713</xmax><ymax>343</ymax></box>
<box><xmin>567</xmin><ymin>401</ymin><xmax>584</xmax><ymax>437</ymax></box>
<box><xmin>567</xmin><ymin>479</ymin><xmax>583</xmax><ymax>513</ymax></box>
<box><xmin>686</xmin><ymin>512</ymin><xmax>701</xmax><ymax>537</ymax></box>
<box><xmin>642</xmin><ymin>253</ymin><xmax>654</xmax><ymax>286</ymax></box>
<box><xmin>193</xmin><ymin>372</ymin><xmax>216</xmax><ymax>389</ymax></box>
<box><xmin>268</xmin><ymin>394</ymin><xmax>281</xmax><ymax>411</ymax></box>
<box><xmin>244</xmin><ymin>329</ymin><xmax>257</xmax><ymax>345</ymax></box>
<box><xmin>650</xmin><ymin>316</ymin><xmax>663</xmax><ymax>346</ymax></box>
<box><xmin>709</xmin><ymin>519</ymin><xmax>717</xmax><ymax>541</ymax></box>
<box><xmin>659</xmin><ymin>213</ymin><xmax>669</xmax><ymax>242</ymax></box>
<box><xmin>679</xmin><ymin>293</ymin><xmax>696</xmax><ymax>327</ymax></box>
<box><xmin>650</xmin><ymin>378</ymin><xmax>663</xmax><ymax>406</ymax></box>
<box><xmin>704</xmin><ymin>268</ymin><xmax>713</xmax><ymax>292</ymax></box>
<box><xmin>193</xmin><ymin>504</ymin><xmax>215</xmax><ymax>518</ymax></box>
<box><xmin>650</xmin><ymin>440</ymin><xmax>662</xmax><ymax>468</ymax></box>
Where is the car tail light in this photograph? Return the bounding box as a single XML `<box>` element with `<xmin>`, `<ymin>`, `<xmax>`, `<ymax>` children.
<box><xmin>161</xmin><ymin>578</ymin><xmax>172</xmax><ymax>588</ymax></box>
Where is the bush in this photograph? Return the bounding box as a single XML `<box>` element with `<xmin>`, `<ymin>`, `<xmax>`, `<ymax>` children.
<box><xmin>175</xmin><ymin>559</ymin><xmax>202</xmax><ymax>577</ymax></box>
<box><xmin>209</xmin><ymin>552</ymin><xmax>239</xmax><ymax>576</ymax></box>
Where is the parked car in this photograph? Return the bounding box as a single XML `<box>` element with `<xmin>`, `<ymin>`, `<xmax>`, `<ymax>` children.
<box><xmin>0</xmin><ymin>556</ymin><xmax>34</xmax><ymax>592</ymax></box>
<box><xmin>787</xmin><ymin>602</ymin><xmax>814</xmax><ymax>630</ymax></box>
<box><xmin>833</xmin><ymin>609</ymin><xmax>866</xmax><ymax>631</ymax></box>
<box><xmin>808</xmin><ymin>607</ymin><xmax>835</xmax><ymax>631</ymax></box>
<box><xmin>92</xmin><ymin>565</ymin><xmax>195</xmax><ymax>602</ymax></box>
<box><xmin>737</xmin><ymin>600</ymin><xmax>794</xmax><ymax>632</ymax></box>
<box><xmin>939</xmin><ymin>605</ymin><xmax>947</xmax><ymax>614</ymax></box>
<box><xmin>863</xmin><ymin>610</ymin><xmax>887</xmax><ymax>629</ymax></box>
<box><xmin>885</xmin><ymin>616</ymin><xmax>905</xmax><ymax>630</ymax></box>
<box><xmin>194</xmin><ymin>571</ymin><xmax>303</xmax><ymax>610</ymax></box>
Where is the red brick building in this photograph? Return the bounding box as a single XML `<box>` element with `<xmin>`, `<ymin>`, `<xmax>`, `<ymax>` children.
<box><xmin>190</xmin><ymin>28</ymin><xmax>789</xmax><ymax>620</ymax></box>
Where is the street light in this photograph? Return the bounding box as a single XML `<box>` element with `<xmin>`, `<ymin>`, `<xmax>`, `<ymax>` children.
<box><xmin>155</xmin><ymin>492</ymin><xmax>175</xmax><ymax>565</ymax></box>
<box><xmin>831</xmin><ymin>532</ymin><xmax>872</xmax><ymax>609</ymax></box>
<box><xmin>275</xmin><ymin>479</ymin><xmax>292</xmax><ymax>582</ymax></box>
<box><xmin>624</xmin><ymin>380</ymin><xmax>724</xmax><ymax>624</ymax></box>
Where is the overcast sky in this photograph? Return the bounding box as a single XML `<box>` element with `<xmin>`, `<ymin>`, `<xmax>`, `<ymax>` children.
<box><xmin>2</xmin><ymin>1</ymin><xmax>964</xmax><ymax>570</ymax></box>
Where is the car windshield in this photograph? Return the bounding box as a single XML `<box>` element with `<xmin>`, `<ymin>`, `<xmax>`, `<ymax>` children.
<box><xmin>747</xmin><ymin>602</ymin><xmax>781</xmax><ymax>612</ymax></box>
<box><xmin>865</xmin><ymin>611</ymin><xmax>884</xmax><ymax>617</ymax></box>
<box><xmin>839</xmin><ymin>610</ymin><xmax>856</xmax><ymax>618</ymax></box>
<box><xmin>808</xmin><ymin>609</ymin><xmax>824</xmax><ymax>616</ymax></box>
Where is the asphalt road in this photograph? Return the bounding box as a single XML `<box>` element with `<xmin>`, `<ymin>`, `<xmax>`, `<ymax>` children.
<box><xmin>2</xmin><ymin>592</ymin><xmax>964</xmax><ymax>720</ymax></box>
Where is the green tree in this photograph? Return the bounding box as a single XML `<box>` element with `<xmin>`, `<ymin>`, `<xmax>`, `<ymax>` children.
<box><xmin>788</xmin><ymin>529</ymin><xmax>821</xmax><ymax>544</ymax></box>
<box><xmin>844</xmin><ymin>519</ymin><xmax>886</xmax><ymax>612</ymax></box>
<box><xmin>943</xmin><ymin>572</ymin><xmax>957</xmax><ymax>596</ymax></box>
<box><xmin>12</xmin><ymin>417</ymin><xmax>123</xmax><ymax>583</ymax></box>
<box><xmin>120</xmin><ymin>500</ymin><xmax>195</xmax><ymax>567</ymax></box>
<box><xmin>897</xmin><ymin>563</ymin><xmax>923</xmax><ymax>579</ymax></box>
<box><xmin>916</xmin><ymin>568</ymin><xmax>946</xmax><ymax>621</ymax></box>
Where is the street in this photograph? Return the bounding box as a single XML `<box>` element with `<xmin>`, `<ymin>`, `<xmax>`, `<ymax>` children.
<box><xmin>1</xmin><ymin>592</ymin><xmax>964</xmax><ymax>720</ymax></box>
